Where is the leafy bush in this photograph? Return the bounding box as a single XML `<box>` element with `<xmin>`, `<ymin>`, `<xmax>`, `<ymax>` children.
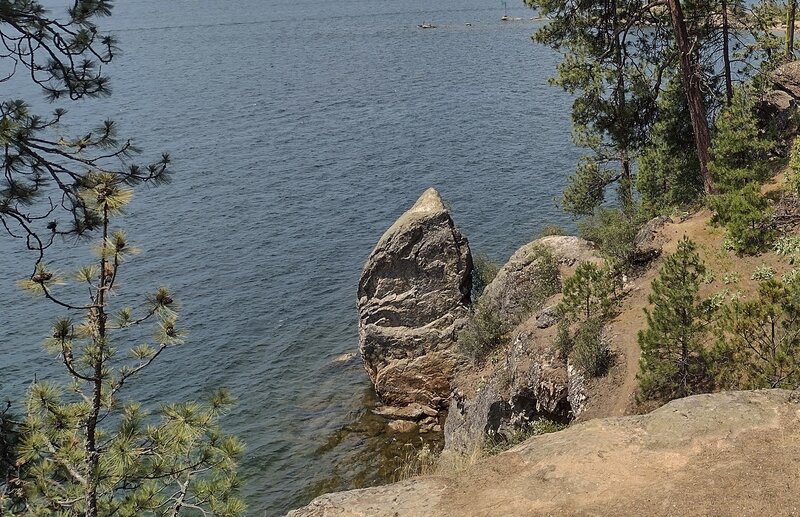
<box><xmin>774</xmin><ymin>235</ymin><xmax>800</xmax><ymax>264</ymax></box>
<box><xmin>710</xmin><ymin>184</ymin><xmax>776</xmax><ymax>255</ymax></box>
<box><xmin>458</xmin><ymin>299</ymin><xmax>508</xmax><ymax>363</ymax></box>
<box><xmin>553</xmin><ymin>319</ymin><xmax>572</xmax><ymax>361</ymax></box>
<box><xmin>559</xmin><ymin>262</ymin><xmax>618</xmax><ymax>322</ymax></box>
<box><xmin>472</xmin><ymin>252</ymin><xmax>501</xmax><ymax>299</ymax></box>
<box><xmin>571</xmin><ymin>317</ymin><xmax>610</xmax><ymax>377</ymax></box>
<box><xmin>789</xmin><ymin>137</ymin><xmax>800</xmax><ymax>196</ymax></box>
<box><xmin>539</xmin><ymin>224</ymin><xmax>566</xmax><ymax>237</ymax></box>
<box><xmin>751</xmin><ymin>264</ymin><xmax>776</xmax><ymax>281</ymax></box>
<box><xmin>578</xmin><ymin>208</ymin><xmax>644</xmax><ymax>270</ymax></box>
<box><xmin>521</xmin><ymin>245</ymin><xmax>562</xmax><ymax>315</ymax></box>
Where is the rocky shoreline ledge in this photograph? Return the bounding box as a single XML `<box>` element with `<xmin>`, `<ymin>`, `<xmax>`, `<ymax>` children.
<box><xmin>288</xmin><ymin>390</ymin><xmax>800</xmax><ymax>516</ymax></box>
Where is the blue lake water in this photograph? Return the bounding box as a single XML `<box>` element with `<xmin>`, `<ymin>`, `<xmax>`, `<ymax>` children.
<box><xmin>0</xmin><ymin>0</ymin><xmax>581</xmax><ymax>514</ymax></box>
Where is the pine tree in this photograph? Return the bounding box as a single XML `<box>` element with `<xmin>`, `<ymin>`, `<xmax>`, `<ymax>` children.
<box><xmin>638</xmin><ymin>237</ymin><xmax>710</xmax><ymax>401</ymax></box>
<box><xmin>559</xmin><ymin>262</ymin><xmax>617</xmax><ymax>322</ymax></box>
<box><xmin>0</xmin><ymin>2</ymin><xmax>245</xmax><ymax>515</ymax></box>
<box><xmin>7</xmin><ymin>175</ymin><xmax>246</xmax><ymax>516</ymax></box>
<box><xmin>0</xmin><ymin>1</ymin><xmax>170</xmax><ymax>249</ymax></box>
<box><xmin>713</xmin><ymin>278</ymin><xmax>800</xmax><ymax>389</ymax></box>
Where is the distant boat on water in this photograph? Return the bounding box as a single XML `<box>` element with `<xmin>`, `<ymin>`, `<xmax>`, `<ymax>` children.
<box><xmin>418</xmin><ymin>22</ymin><xmax>436</xmax><ymax>29</ymax></box>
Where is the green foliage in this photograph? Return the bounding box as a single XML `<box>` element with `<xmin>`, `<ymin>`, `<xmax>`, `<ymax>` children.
<box><xmin>458</xmin><ymin>299</ymin><xmax>509</xmax><ymax>363</ymax></box>
<box><xmin>554</xmin><ymin>320</ymin><xmax>572</xmax><ymax>361</ymax></box>
<box><xmin>578</xmin><ymin>208</ymin><xmax>644</xmax><ymax>270</ymax></box>
<box><xmin>712</xmin><ymin>278</ymin><xmax>800</xmax><ymax>389</ymax></box>
<box><xmin>775</xmin><ymin>235</ymin><xmax>800</xmax><ymax>264</ymax></box>
<box><xmin>638</xmin><ymin>238</ymin><xmax>710</xmax><ymax>401</ymax></box>
<box><xmin>526</xmin><ymin>0</ymin><xmax>661</xmax><ymax>215</ymax></box>
<box><xmin>0</xmin><ymin>4</ymin><xmax>243</xmax><ymax>512</ymax></box>
<box><xmin>483</xmin><ymin>418</ymin><xmax>567</xmax><ymax>454</ymax></box>
<box><xmin>520</xmin><ymin>245</ymin><xmax>562</xmax><ymax>316</ymax></box>
<box><xmin>710</xmin><ymin>184</ymin><xmax>776</xmax><ymax>255</ymax></box>
<box><xmin>636</xmin><ymin>79</ymin><xmax>704</xmax><ymax>213</ymax></box>
<box><xmin>789</xmin><ymin>137</ymin><xmax>800</xmax><ymax>196</ymax></box>
<box><xmin>471</xmin><ymin>253</ymin><xmax>500</xmax><ymax>299</ymax></box>
<box><xmin>751</xmin><ymin>263</ymin><xmax>776</xmax><ymax>281</ymax></box>
<box><xmin>571</xmin><ymin>317</ymin><xmax>610</xmax><ymax>377</ymax></box>
<box><xmin>0</xmin><ymin>2</ymin><xmax>170</xmax><ymax>246</ymax></box>
<box><xmin>559</xmin><ymin>262</ymin><xmax>618</xmax><ymax>322</ymax></box>
<box><xmin>709</xmin><ymin>89</ymin><xmax>775</xmax><ymax>193</ymax></box>
<box><xmin>538</xmin><ymin>224</ymin><xmax>565</xmax><ymax>237</ymax></box>
<box><xmin>4</xmin><ymin>180</ymin><xmax>245</xmax><ymax>516</ymax></box>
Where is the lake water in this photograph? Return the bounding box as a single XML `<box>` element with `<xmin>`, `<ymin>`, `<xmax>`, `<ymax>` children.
<box><xmin>0</xmin><ymin>0</ymin><xmax>581</xmax><ymax>514</ymax></box>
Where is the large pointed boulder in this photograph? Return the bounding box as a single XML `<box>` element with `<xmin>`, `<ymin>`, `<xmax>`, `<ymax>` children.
<box><xmin>358</xmin><ymin>188</ymin><xmax>472</xmax><ymax>409</ymax></box>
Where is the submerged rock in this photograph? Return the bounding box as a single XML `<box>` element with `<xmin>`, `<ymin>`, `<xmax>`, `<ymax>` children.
<box><xmin>358</xmin><ymin>188</ymin><xmax>472</xmax><ymax>409</ymax></box>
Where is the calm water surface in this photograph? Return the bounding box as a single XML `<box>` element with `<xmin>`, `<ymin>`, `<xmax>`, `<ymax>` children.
<box><xmin>0</xmin><ymin>0</ymin><xmax>581</xmax><ymax>514</ymax></box>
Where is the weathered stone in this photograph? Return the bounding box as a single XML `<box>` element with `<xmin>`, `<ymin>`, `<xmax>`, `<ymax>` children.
<box><xmin>387</xmin><ymin>420</ymin><xmax>419</xmax><ymax>434</ymax></box>
<box><xmin>481</xmin><ymin>236</ymin><xmax>598</xmax><ymax>323</ymax></box>
<box><xmin>535</xmin><ymin>305</ymin><xmax>558</xmax><ymax>329</ymax></box>
<box><xmin>287</xmin><ymin>390</ymin><xmax>800</xmax><ymax>517</ymax></box>
<box><xmin>358</xmin><ymin>188</ymin><xmax>472</xmax><ymax>408</ymax></box>
<box><xmin>633</xmin><ymin>215</ymin><xmax>671</xmax><ymax>263</ymax></box>
<box><xmin>756</xmin><ymin>89</ymin><xmax>797</xmax><ymax>138</ymax></box>
<box><xmin>371</xmin><ymin>402</ymin><xmax>438</xmax><ymax>421</ymax></box>
<box><xmin>772</xmin><ymin>60</ymin><xmax>800</xmax><ymax>99</ymax></box>
<box><xmin>443</xmin><ymin>316</ymin><xmax>576</xmax><ymax>452</ymax></box>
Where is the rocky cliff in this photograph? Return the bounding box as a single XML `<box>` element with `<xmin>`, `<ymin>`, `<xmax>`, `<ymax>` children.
<box><xmin>288</xmin><ymin>389</ymin><xmax>800</xmax><ymax>516</ymax></box>
<box><xmin>357</xmin><ymin>188</ymin><xmax>472</xmax><ymax>413</ymax></box>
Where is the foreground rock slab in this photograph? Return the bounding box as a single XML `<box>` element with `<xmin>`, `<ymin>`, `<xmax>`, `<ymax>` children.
<box><xmin>288</xmin><ymin>390</ymin><xmax>800</xmax><ymax>516</ymax></box>
<box><xmin>357</xmin><ymin>188</ymin><xmax>472</xmax><ymax>409</ymax></box>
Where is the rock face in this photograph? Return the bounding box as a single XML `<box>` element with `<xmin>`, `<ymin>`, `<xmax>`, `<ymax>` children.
<box><xmin>287</xmin><ymin>390</ymin><xmax>800</xmax><ymax>517</ymax></box>
<box><xmin>444</xmin><ymin>315</ymin><xmax>577</xmax><ymax>452</ymax></box>
<box><xmin>633</xmin><ymin>215</ymin><xmax>671</xmax><ymax>263</ymax></box>
<box><xmin>759</xmin><ymin>60</ymin><xmax>800</xmax><ymax>140</ymax></box>
<box><xmin>481</xmin><ymin>235</ymin><xmax>598</xmax><ymax>322</ymax></box>
<box><xmin>358</xmin><ymin>188</ymin><xmax>472</xmax><ymax>409</ymax></box>
<box><xmin>442</xmin><ymin>236</ymin><xmax>601</xmax><ymax>452</ymax></box>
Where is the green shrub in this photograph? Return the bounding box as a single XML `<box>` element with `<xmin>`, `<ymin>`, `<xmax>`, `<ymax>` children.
<box><xmin>472</xmin><ymin>252</ymin><xmax>500</xmax><ymax>299</ymax></box>
<box><xmin>539</xmin><ymin>224</ymin><xmax>565</xmax><ymax>237</ymax></box>
<box><xmin>553</xmin><ymin>319</ymin><xmax>572</xmax><ymax>361</ymax></box>
<box><xmin>559</xmin><ymin>262</ymin><xmax>618</xmax><ymax>322</ymax></box>
<box><xmin>521</xmin><ymin>245</ymin><xmax>562</xmax><ymax>315</ymax></box>
<box><xmin>710</xmin><ymin>185</ymin><xmax>776</xmax><ymax>256</ymax></box>
<box><xmin>458</xmin><ymin>299</ymin><xmax>508</xmax><ymax>363</ymax></box>
<box><xmin>789</xmin><ymin>138</ymin><xmax>800</xmax><ymax>197</ymax></box>
<box><xmin>751</xmin><ymin>264</ymin><xmax>776</xmax><ymax>281</ymax></box>
<box><xmin>578</xmin><ymin>208</ymin><xmax>644</xmax><ymax>270</ymax></box>
<box><xmin>709</xmin><ymin>88</ymin><xmax>774</xmax><ymax>193</ymax></box>
<box><xmin>571</xmin><ymin>317</ymin><xmax>610</xmax><ymax>377</ymax></box>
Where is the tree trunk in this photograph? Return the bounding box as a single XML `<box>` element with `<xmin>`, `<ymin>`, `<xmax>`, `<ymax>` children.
<box><xmin>666</xmin><ymin>0</ymin><xmax>714</xmax><ymax>193</ymax></box>
<box><xmin>789</xmin><ymin>0</ymin><xmax>797</xmax><ymax>58</ymax></box>
<box><xmin>721</xmin><ymin>0</ymin><xmax>733</xmax><ymax>103</ymax></box>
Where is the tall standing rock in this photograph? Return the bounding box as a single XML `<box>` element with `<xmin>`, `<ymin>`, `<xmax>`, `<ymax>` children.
<box><xmin>358</xmin><ymin>188</ymin><xmax>472</xmax><ymax>409</ymax></box>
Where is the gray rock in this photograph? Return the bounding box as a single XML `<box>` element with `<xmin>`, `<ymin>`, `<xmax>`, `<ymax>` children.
<box><xmin>756</xmin><ymin>89</ymin><xmax>797</xmax><ymax>138</ymax></box>
<box><xmin>443</xmin><ymin>317</ymin><xmax>575</xmax><ymax>452</ymax></box>
<box><xmin>481</xmin><ymin>236</ymin><xmax>598</xmax><ymax>323</ymax></box>
<box><xmin>633</xmin><ymin>215</ymin><xmax>671</xmax><ymax>263</ymax></box>
<box><xmin>772</xmin><ymin>60</ymin><xmax>800</xmax><ymax>99</ymax></box>
<box><xmin>535</xmin><ymin>305</ymin><xmax>559</xmax><ymax>329</ymax></box>
<box><xmin>358</xmin><ymin>188</ymin><xmax>472</xmax><ymax>408</ymax></box>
